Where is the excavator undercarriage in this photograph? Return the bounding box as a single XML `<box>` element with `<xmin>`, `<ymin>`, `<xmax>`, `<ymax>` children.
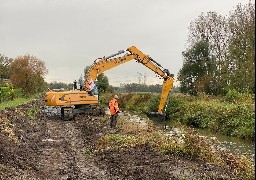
<box><xmin>60</xmin><ymin>105</ymin><xmax>105</xmax><ymax>120</ymax></box>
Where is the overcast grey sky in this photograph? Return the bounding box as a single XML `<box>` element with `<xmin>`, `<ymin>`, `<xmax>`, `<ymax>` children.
<box><xmin>0</xmin><ymin>0</ymin><xmax>249</xmax><ymax>86</ymax></box>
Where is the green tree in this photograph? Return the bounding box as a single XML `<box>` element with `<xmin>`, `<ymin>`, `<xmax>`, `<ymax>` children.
<box><xmin>84</xmin><ymin>66</ymin><xmax>90</xmax><ymax>79</ymax></box>
<box><xmin>178</xmin><ymin>41</ymin><xmax>214</xmax><ymax>95</ymax></box>
<box><xmin>122</xmin><ymin>83</ymin><xmax>163</xmax><ymax>93</ymax></box>
<box><xmin>84</xmin><ymin>65</ymin><xmax>110</xmax><ymax>93</ymax></box>
<box><xmin>171</xmin><ymin>86</ymin><xmax>180</xmax><ymax>93</ymax></box>
<box><xmin>96</xmin><ymin>73</ymin><xmax>109</xmax><ymax>93</ymax></box>
<box><xmin>182</xmin><ymin>1</ymin><xmax>255</xmax><ymax>95</ymax></box>
<box><xmin>49</xmin><ymin>81</ymin><xmax>72</xmax><ymax>90</ymax></box>
<box><xmin>187</xmin><ymin>11</ymin><xmax>228</xmax><ymax>95</ymax></box>
<box><xmin>78</xmin><ymin>74</ymin><xmax>84</xmax><ymax>89</ymax></box>
<box><xmin>0</xmin><ymin>54</ymin><xmax>13</xmax><ymax>79</ymax></box>
<box><xmin>226</xmin><ymin>1</ymin><xmax>255</xmax><ymax>93</ymax></box>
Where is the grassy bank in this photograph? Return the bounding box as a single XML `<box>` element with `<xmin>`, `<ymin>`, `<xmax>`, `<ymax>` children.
<box><xmin>0</xmin><ymin>94</ymin><xmax>42</xmax><ymax>110</ymax></box>
<box><xmin>0</xmin><ymin>98</ymin><xmax>31</xmax><ymax>110</ymax></box>
<box><xmin>100</xmin><ymin>92</ymin><xmax>255</xmax><ymax>141</ymax></box>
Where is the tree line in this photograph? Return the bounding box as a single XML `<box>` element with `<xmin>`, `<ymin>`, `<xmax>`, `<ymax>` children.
<box><xmin>178</xmin><ymin>1</ymin><xmax>255</xmax><ymax>95</ymax></box>
<box><xmin>116</xmin><ymin>83</ymin><xmax>180</xmax><ymax>93</ymax></box>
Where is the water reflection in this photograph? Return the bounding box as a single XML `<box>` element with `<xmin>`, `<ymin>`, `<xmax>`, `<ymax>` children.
<box><xmin>198</xmin><ymin>128</ymin><xmax>255</xmax><ymax>159</ymax></box>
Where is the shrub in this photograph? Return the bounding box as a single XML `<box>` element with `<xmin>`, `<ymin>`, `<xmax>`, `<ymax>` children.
<box><xmin>225</xmin><ymin>89</ymin><xmax>241</xmax><ymax>103</ymax></box>
<box><xmin>0</xmin><ymin>86</ymin><xmax>23</xmax><ymax>102</ymax></box>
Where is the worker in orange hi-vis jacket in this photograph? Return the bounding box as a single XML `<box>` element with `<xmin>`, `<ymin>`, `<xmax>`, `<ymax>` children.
<box><xmin>108</xmin><ymin>95</ymin><xmax>120</xmax><ymax>128</ymax></box>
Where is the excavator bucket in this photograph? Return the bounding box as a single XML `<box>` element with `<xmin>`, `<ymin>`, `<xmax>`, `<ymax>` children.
<box><xmin>146</xmin><ymin>112</ymin><xmax>166</xmax><ymax>120</ymax></box>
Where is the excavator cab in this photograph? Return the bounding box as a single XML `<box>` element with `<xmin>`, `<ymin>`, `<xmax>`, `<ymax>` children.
<box><xmin>91</xmin><ymin>82</ymin><xmax>99</xmax><ymax>96</ymax></box>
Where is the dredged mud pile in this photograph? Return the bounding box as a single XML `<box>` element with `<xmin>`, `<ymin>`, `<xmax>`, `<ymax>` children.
<box><xmin>0</xmin><ymin>98</ymin><xmax>239</xmax><ymax>179</ymax></box>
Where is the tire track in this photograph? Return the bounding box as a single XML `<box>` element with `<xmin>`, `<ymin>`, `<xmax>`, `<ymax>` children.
<box><xmin>36</xmin><ymin>117</ymin><xmax>110</xmax><ymax>180</ymax></box>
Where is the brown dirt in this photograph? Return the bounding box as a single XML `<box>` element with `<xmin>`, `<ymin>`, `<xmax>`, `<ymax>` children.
<box><xmin>0</xmin><ymin>98</ymin><xmax>239</xmax><ymax>179</ymax></box>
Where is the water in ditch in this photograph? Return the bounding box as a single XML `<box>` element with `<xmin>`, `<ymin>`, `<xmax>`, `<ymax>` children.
<box><xmin>151</xmin><ymin>118</ymin><xmax>255</xmax><ymax>160</ymax></box>
<box><xmin>197</xmin><ymin>128</ymin><xmax>255</xmax><ymax>159</ymax></box>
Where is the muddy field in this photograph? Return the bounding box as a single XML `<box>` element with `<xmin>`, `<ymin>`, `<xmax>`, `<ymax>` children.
<box><xmin>0</xmin><ymin>98</ymin><xmax>243</xmax><ymax>179</ymax></box>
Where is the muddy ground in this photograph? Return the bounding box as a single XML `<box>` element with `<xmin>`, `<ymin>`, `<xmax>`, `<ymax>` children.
<box><xmin>0</xmin><ymin>98</ymin><xmax>241</xmax><ymax>179</ymax></box>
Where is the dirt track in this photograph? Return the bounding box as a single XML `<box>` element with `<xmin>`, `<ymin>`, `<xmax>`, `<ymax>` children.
<box><xmin>0</xmin><ymin>98</ymin><xmax>240</xmax><ymax>179</ymax></box>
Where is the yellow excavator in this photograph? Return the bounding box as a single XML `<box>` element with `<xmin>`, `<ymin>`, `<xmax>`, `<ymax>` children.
<box><xmin>44</xmin><ymin>46</ymin><xmax>174</xmax><ymax>119</ymax></box>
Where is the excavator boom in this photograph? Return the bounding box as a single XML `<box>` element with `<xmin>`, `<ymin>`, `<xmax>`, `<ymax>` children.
<box><xmin>44</xmin><ymin>46</ymin><xmax>174</xmax><ymax>119</ymax></box>
<box><xmin>84</xmin><ymin>46</ymin><xmax>174</xmax><ymax>114</ymax></box>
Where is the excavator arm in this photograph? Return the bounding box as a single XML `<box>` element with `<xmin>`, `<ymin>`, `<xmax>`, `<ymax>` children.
<box><xmin>85</xmin><ymin>46</ymin><xmax>174</xmax><ymax>114</ymax></box>
<box><xmin>85</xmin><ymin>53</ymin><xmax>134</xmax><ymax>90</ymax></box>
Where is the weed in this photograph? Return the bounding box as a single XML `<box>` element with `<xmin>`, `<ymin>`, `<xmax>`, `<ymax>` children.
<box><xmin>83</xmin><ymin>148</ymin><xmax>93</xmax><ymax>157</ymax></box>
<box><xmin>27</xmin><ymin>107</ymin><xmax>40</xmax><ymax>120</ymax></box>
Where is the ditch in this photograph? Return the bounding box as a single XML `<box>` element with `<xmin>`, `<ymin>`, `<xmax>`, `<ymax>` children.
<box><xmin>151</xmin><ymin>118</ymin><xmax>255</xmax><ymax>161</ymax></box>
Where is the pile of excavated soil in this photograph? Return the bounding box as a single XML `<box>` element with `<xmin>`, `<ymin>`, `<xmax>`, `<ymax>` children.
<box><xmin>0</xmin><ymin>98</ymin><xmax>239</xmax><ymax>179</ymax></box>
